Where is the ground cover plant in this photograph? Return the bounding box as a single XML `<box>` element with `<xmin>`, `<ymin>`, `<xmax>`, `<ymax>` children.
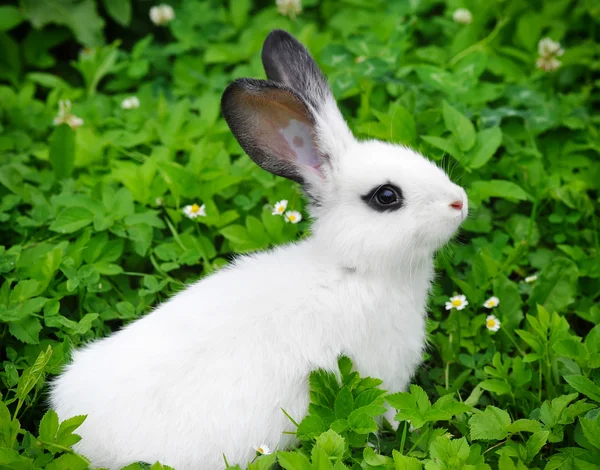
<box><xmin>0</xmin><ymin>0</ymin><xmax>599</xmax><ymax>468</ymax></box>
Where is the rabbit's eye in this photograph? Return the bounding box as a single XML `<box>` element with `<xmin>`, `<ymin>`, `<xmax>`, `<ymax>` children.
<box><xmin>361</xmin><ymin>184</ymin><xmax>403</xmax><ymax>212</ymax></box>
<box><xmin>377</xmin><ymin>187</ymin><xmax>397</xmax><ymax>205</ymax></box>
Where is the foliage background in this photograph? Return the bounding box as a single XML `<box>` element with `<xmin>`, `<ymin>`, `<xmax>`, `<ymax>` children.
<box><xmin>0</xmin><ymin>0</ymin><xmax>599</xmax><ymax>469</ymax></box>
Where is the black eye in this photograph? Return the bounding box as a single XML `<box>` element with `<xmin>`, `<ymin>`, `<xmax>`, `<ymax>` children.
<box><xmin>376</xmin><ymin>187</ymin><xmax>397</xmax><ymax>205</ymax></box>
<box><xmin>361</xmin><ymin>184</ymin><xmax>404</xmax><ymax>212</ymax></box>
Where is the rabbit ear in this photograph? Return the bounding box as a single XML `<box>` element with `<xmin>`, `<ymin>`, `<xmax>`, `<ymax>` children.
<box><xmin>261</xmin><ymin>30</ymin><xmax>354</xmax><ymax>165</ymax></box>
<box><xmin>262</xmin><ymin>30</ymin><xmax>330</xmax><ymax>113</ymax></box>
<box><xmin>221</xmin><ymin>78</ymin><xmax>325</xmax><ymax>184</ymax></box>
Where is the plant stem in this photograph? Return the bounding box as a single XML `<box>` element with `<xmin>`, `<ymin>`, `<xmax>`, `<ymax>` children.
<box><xmin>449</xmin><ymin>18</ymin><xmax>509</xmax><ymax>66</ymax></box>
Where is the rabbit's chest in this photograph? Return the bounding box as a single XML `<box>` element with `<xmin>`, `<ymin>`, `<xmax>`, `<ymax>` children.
<box><xmin>341</xmin><ymin>278</ymin><xmax>429</xmax><ymax>391</ymax></box>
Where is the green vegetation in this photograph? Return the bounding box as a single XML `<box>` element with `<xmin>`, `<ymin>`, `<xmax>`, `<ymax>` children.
<box><xmin>1</xmin><ymin>0</ymin><xmax>599</xmax><ymax>468</ymax></box>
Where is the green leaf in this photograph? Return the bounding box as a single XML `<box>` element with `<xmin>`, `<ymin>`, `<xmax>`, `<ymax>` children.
<box><xmin>531</xmin><ymin>258</ymin><xmax>579</xmax><ymax>314</ymax></box>
<box><xmin>315</xmin><ymin>430</ymin><xmax>346</xmax><ymax>459</ymax></box>
<box><xmin>469</xmin><ymin>180</ymin><xmax>531</xmax><ymax>203</ymax></box>
<box><xmin>347</xmin><ymin>409</ymin><xmax>378</xmax><ymax>434</ymax></box>
<box><xmin>363</xmin><ymin>447</ymin><xmax>391</xmax><ymax>466</ymax></box>
<box><xmin>277</xmin><ymin>452</ymin><xmax>311</xmax><ymax>470</ymax></box>
<box><xmin>334</xmin><ymin>387</ymin><xmax>354</xmax><ymax>419</ymax></box>
<box><xmin>16</xmin><ymin>345</ymin><xmax>52</xmax><ymax>400</ymax></box>
<box><xmin>479</xmin><ymin>379</ymin><xmax>511</xmax><ymax>395</ymax></box>
<box><xmin>248</xmin><ymin>453</ymin><xmax>277</xmax><ymax>470</ymax></box>
<box><xmin>38</xmin><ymin>410</ymin><xmax>59</xmax><ymax>442</ymax></box>
<box><xmin>296</xmin><ymin>414</ymin><xmax>327</xmax><ymax>440</ymax></box>
<box><xmin>580</xmin><ymin>416</ymin><xmax>600</xmax><ymax>451</ymax></box>
<box><xmin>553</xmin><ymin>338</ymin><xmax>588</xmax><ymax>361</ymax></box>
<box><xmin>0</xmin><ymin>6</ymin><xmax>24</xmax><ymax>31</ymax></box>
<box><xmin>508</xmin><ymin>419</ymin><xmax>542</xmax><ymax>434</ymax></box>
<box><xmin>56</xmin><ymin>415</ymin><xmax>86</xmax><ymax>446</ymax></box>
<box><xmin>101</xmin><ymin>0</ymin><xmax>131</xmax><ymax>26</ymax></box>
<box><xmin>0</xmin><ymin>448</ymin><xmax>35</xmax><ymax>470</ymax></box>
<box><xmin>229</xmin><ymin>0</ymin><xmax>251</xmax><ymax>28</ymax></box>
<box><xmin>21</xmin><ymin>0</ymin><xmax>105</xmax><ymax>47</ymax></box>
<box><xmin>11</xmin><ymin>280</ymin><xmax>42</xmax><ymax>302</ymax></box>
<box><xmin>469</xmin><ymin>406</ymin><xmax>511</xmax><ymax>440</ymax></box>
<box><xmin>392</xmin><ymin>450</ymin><xmax>423</xmax><ymax>470</ymax></box>
<box><xmin>220</xmin><ymin>225</ymin><xmax>251</xmax><ymax>245</ymax></box>
<box><xmin>50</xmin><ymin>207</ymin><xmax>94</xmax><ymax>234</ymax></box>
<box><xmin>464</xmin><ymin>127</ymin><xmax>502</xmax><ymax>169</ymax></box>
<box><xmin>311</xmin><ymin>446</ymin><xmax>334</xmax><ymax>470</ymax></box>
<box><xmin>564</xmin><ymin>375</ymin><xmax>600</xmax><ymax>402</ymax></box>
<box><xmin>421</xmin><ymin>135</ymin><xmax>462</xmax><ymax>159</ymax></box>
<box><xmin>49</xmin><ymin>124</ymin><xmax>76</xmax><ymax>180</ymax></box>
<box><xmin>443</xmin><ymin>101</ymin><xmax>476</xmax><ymax>151</ymax></box>
<box><xmin>45</xmin><ymin>453</ymin><xmax>89</xmax><ymax>470</ymax></box>
<box><xmin>9</xmin><ymin>316</ymin><xmax>43</xmax><ymax>344</ymax></box>
<box><xmin>525</xmin><ymin>431</ymin><xmax>550</xmax><ymax>462</ymax></box>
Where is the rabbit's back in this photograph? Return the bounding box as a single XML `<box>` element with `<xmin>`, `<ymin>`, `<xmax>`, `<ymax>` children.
<box><xmin>50</xmin><ymin>243</ymin><xmax>346</xmax><ymax>469</ymax></box>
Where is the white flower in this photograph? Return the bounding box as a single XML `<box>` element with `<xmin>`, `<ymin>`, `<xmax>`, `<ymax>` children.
<box><xmin>253</xmin><ymin>444</ymin><xmax>272</xmax><ymax>455</ymax></box>
<box><xmin>525</xmin><ymin>274</ymin><xmax>538</xmax><ymax>283</ymax></box>
<box><xmin>284</xmin><ymin>210</ymin><xmax>302</xmax><ymax>224</ymax></box>
<box><xmin>538</xmin><ymin>38</ymin><xmax>564</xmax><ymax>58</ymax></box>
<box><xmin>536</xmin><ymin>38</ymin><xmax>564</xmax><ymax>72</ymax></box>
<box><xmin>155</xmin><ymin>197</ymin><xmax>163</xmax><ymax>207</ymax></box>
<box><xmin>486</xmin><ymin>315</ymin><xmax>501</xmax><ymax>332</ymax></box>
<box><xmin>452</xmin><ymin>8</ymin><xmax>472</xmax><ymax>25</ymax></box>
<box><xmin>483</xmin><ymin>296</ymin><xmax>500</xmax><ymax>309</ymax></box>
<box><xmin>272</xmin><ymin>200</ymin><xmax>288</xmax><ymax>216</ymax></box>
<box><xmin>53</xmin><ymin>100</ymin><xmax>84</xmax><ymax>130</ymax></box>
<box><xmin>183</xmin><ymin>203</ymin><xmax>206</xmax><ymax>219</ymax></box>
<box><xmin>150</xmin><ymin>4</ymin><xmax>175</xmax><ymax>25</ymax></box>
<box><xmin>276</xmin><ymin>0</ymin><xmax>302</xmax><ymax>19</ymax></box>
<box><xmin>445</xmin><ymin>294</ymin><xmax>468</xmax><ymax>311</ymax></box>
<box><xmin>121</xmin><ymin>96</ymin><xmax>140</xmax><ymax>110</ymax></box>
<box><xmin>536</xmin><ymin>56</ymin><xmax>562</xmax><ymax>72</ymax></box>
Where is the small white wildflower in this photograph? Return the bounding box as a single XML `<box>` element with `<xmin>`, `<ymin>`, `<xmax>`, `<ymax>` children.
<box><xmin>284</xmin><ymin>210</ymin><xmax>302</xmax><ymax>224</ymax></box>
<box><xmin>483</xmin><ymin>296</ymin><xmax>500</xmax><ymax>309</ymax></box>
<box><xmin>536</xmin><ymin>56</ymin><xmax>562</xmax><ymax>72</ymax></box>
<box><xmin>155</xmin><ymin>197</ymin><xmax>163</xmax><ymax>207</ymax></box>
<box><xmin>486</xmin><ymin>315</ymin><xmax>501</xmax><ymax>332</ymax></box>
<box><xmin>525</xmin><ymin>274</ymin><xmax>538</xmax><ymax>283</ymax></box>
<box><xmin>272</xmin><ymin>200</ymin><xmax>288</xmax><ymax>216</ymax></box>
<box><xmin>276</xmin><ymin>0</ymin><xmax>302</xmax><ymax>19</ymax></box>
<box><xmin>536</xmin><ymin>38</ymin><xmax>564</xmax><ymax>72</ymax></box>
<box><xmin>538</xmin><ymin>38</ymin><xmax>564</xmax><ymax>58</ymax></box>
<box><xmin>53</xmin><ymin>100</ymin><xmax>84</xmax><ymax>130</ymax></box>
<box><xmin>183</xmin><ymin>203</ymin><xmax>206</xmax><ymax>219</ymax></box>
<box><xmin>98</xmin><ymin>283</ymin><xmax>102</xmax><ymax>289</ymax></box>
<box><xmin>253</xmin><ymin>444</ymin><xmax>272</xmax><ymax>455</ymax></box>
<box><xmin>452</xmin><ymin>8</ymin><xmax>472</xmax><ymax>25</ymax></box>
<box><xmin>121</xmin><ymin>96</ymin><xmax>140</xmax><ymax>110</ymax></box>
<box><xmin>445</xmin><ymin>294</ymin><xmax>468</xmax><ymax>311</ymax></box>
<box><xmin>150</xmin><ymin>4</ymin><xmax>175</xmax><ymax>25</ymax></box>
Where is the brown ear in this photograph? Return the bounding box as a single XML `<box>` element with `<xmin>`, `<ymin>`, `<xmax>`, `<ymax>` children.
<box><xmin>221</xmin><ymin>78</ymin><xmax>324</xmax><ymax>184</ymax></box>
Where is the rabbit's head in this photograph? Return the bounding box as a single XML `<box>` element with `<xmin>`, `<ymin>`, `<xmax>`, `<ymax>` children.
<box><xmin>222</xmin><ymin>30</ymin><xmax>467</xmax><ymax>273</ymax></box>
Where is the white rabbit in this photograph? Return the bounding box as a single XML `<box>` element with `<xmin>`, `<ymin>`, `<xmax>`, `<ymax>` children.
<box><xmin>50</xmin><ymin>29</ymin><xmax>468</xmax><ymax>470</ymax></box>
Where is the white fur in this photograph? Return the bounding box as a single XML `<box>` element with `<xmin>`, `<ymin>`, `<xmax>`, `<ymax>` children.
<box><xmin>50</xmin><ymin>33</ymin><xmax>468</xmax><ymax>470</ymax></box>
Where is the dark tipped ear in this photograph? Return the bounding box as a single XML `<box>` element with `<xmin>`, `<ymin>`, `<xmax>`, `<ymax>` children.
<box><xmin>262</xmin><ymin>29</ymin><xmax>331</xmax><ymax>112</ymax></box>
<box><xmin>221</xmin><ymin>78</ymin><xmax>325</xmax><ymax>184</ymax></box>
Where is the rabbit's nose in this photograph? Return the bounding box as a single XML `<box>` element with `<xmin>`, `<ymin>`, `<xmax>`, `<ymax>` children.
<box><xmin>449</xmin><ymin>200</ymin><xmax>463</xmax><ymax>210</ymax></box>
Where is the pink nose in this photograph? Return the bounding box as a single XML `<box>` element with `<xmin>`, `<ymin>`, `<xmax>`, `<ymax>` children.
<box><xmin>450</xmin><ymin>200</ymin><xmax>463</xmax><ymax>210</ymax></box>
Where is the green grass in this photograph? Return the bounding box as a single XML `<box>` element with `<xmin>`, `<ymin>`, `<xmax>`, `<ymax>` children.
<box><xmin>1</xmin><ymin>0</ymin><xmax>599</xmax><ymax>469</ymax></box>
